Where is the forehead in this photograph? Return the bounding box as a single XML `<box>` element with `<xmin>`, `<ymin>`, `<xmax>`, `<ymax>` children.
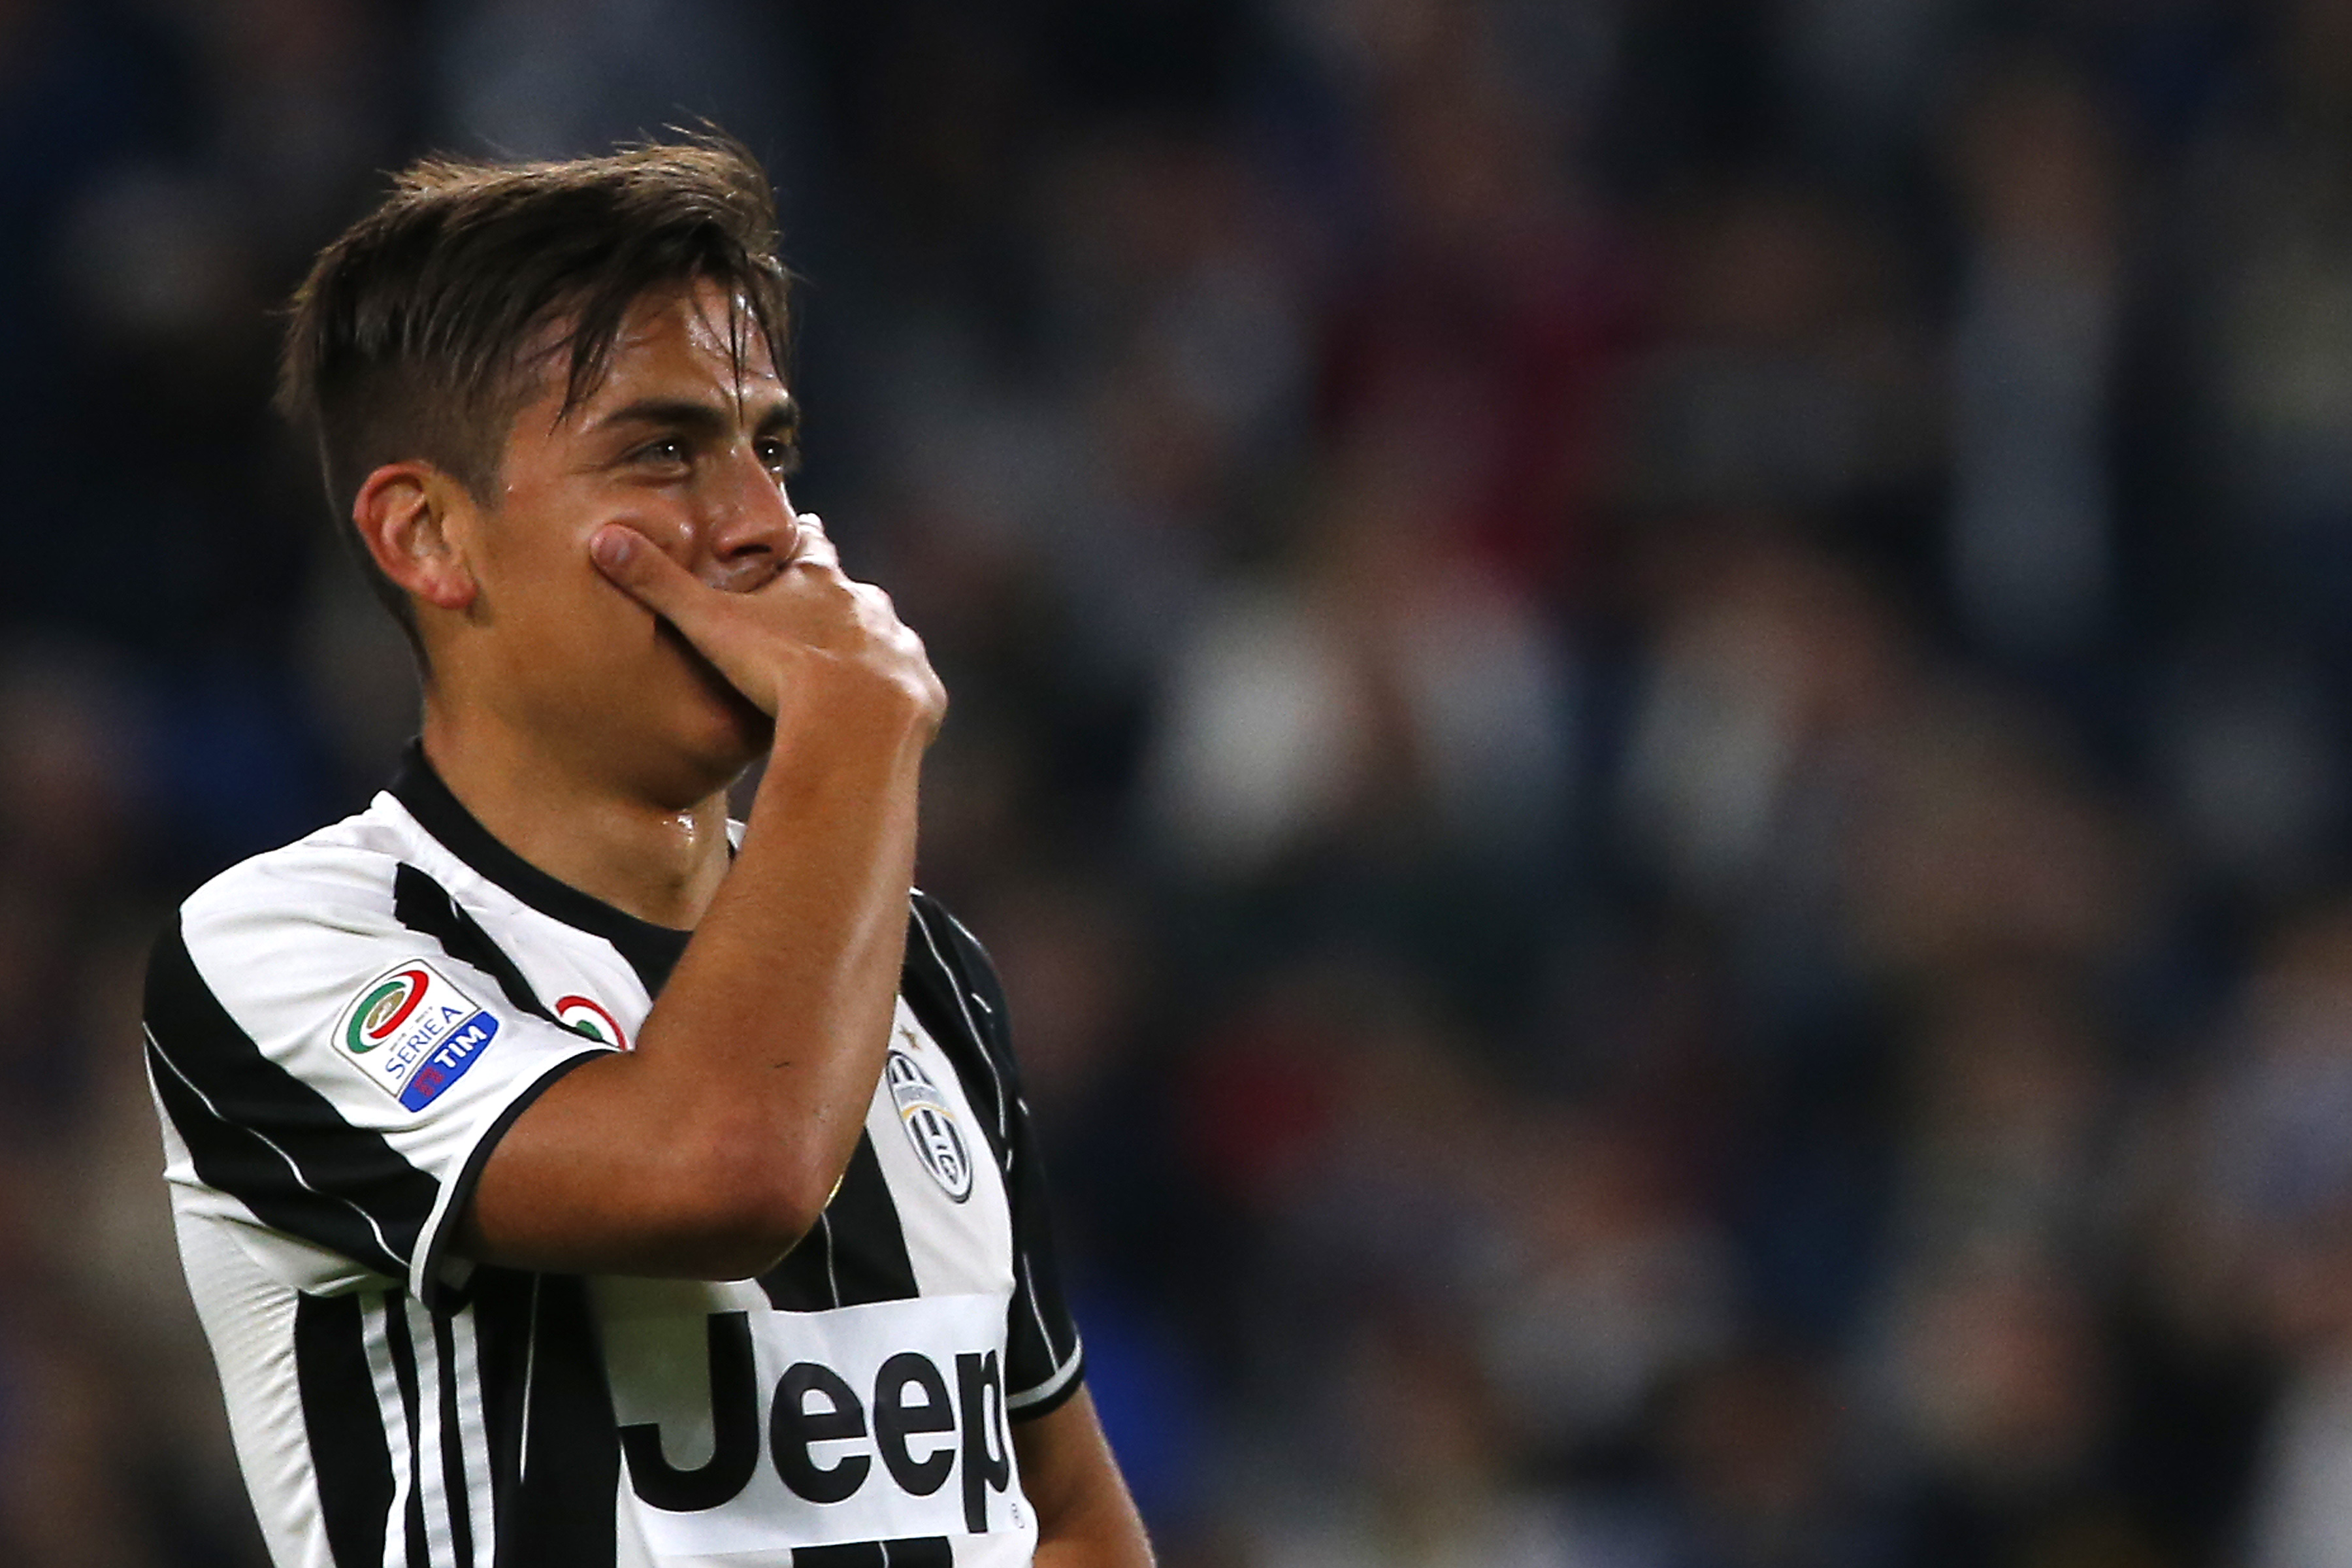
<box><xmin>523</xmin><ymin>278</ymin><xmax>787</xmax><ymax>421</ymax></box>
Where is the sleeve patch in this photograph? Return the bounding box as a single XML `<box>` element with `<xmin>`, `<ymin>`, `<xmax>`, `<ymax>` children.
<box><xmin>335</xmin><ymin>960</ymin><xmax>503</xmax><ymax>1110</ymax></box>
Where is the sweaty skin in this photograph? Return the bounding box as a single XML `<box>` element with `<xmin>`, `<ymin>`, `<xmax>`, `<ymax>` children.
<box><xmin>347</xmin><ymin>279</ymin><xmax>1151</xmax><ymax>1565</ymax></box>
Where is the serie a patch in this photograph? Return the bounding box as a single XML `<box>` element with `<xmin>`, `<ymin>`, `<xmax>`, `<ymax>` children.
<box><xmin>336</xmin><ymin>960</ymin><xmax>501</xmax><ymax>1111</ymax></box>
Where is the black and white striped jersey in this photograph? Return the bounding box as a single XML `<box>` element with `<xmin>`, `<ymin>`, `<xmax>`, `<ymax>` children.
<box><xmin>144</xmin><ymin>745</ymin><xmax>1085</xmax><ymax>1568</ymax></box>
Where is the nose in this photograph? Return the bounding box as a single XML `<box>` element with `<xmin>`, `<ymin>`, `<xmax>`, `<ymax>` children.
<box><xmin>698</xmin><ymin>446</ymin><xmax>798</xmax><ymax>593</ymax></box>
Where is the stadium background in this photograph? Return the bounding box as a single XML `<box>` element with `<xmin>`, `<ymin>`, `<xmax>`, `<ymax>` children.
<box><xmin>10</xmin><ymin>0</ymin><xmax>2352</xmax><ymax>1563</ymax></box>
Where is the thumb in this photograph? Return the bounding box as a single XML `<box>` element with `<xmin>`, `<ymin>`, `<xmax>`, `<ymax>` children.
<box><xmin>591</xmin><ymin>525</ymin><xmax>710</xmax><ymax>621</ymax></box>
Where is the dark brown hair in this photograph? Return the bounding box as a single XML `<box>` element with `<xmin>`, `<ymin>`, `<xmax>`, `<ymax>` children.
<box><xmin>277</xmin><ymin>133</ymin><xmax>792</xmax><ymax>647</ymax></box>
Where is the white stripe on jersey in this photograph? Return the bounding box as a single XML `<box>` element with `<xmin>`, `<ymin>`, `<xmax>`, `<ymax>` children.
<box><xmin>361</xmin><ymin>1292</ymin><xmax>416</xmax><ymax>1568</ymax></box>
<box><xmin>404</xmin><ymin>1292</ymin><xmax>460</xmax><ymax>1568</ymax></box>
<box><xmin>873</xmin><ymin>1000</ymin><xmax>1015</xmax><ymax>1301</ymax></box>
<box><xmin>452</xmin><ymin>1303</ymin><xmax>497</xmax><ymax>1556</ymax></box>
<box><xmin>165</xmin><ymin>1186</ymin><xmax>321</xmax><ymax>1568</ymax></box>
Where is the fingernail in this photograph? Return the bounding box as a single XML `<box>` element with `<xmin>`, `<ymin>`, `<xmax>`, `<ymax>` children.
<box><xmin>592</xmin><ymin>527</ymin><xmax>632</xmax><ymax>568</ymax></box>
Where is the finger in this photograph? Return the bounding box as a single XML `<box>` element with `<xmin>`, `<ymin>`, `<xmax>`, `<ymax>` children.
<box><xmin>788</xmin><ymin>511</ymin><xmax>841</xmax><ymax>572</ymax></box>
<box><xmin>591</xmin><ymin>524</ymin><xmax>715</xmax><ymax>623</ymax></box>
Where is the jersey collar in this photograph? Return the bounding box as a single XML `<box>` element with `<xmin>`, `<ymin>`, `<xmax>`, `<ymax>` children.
<box><xmin>387</xmin><ymin>740</ymin><xmax>692</xmax><ymax>992</ymax></box>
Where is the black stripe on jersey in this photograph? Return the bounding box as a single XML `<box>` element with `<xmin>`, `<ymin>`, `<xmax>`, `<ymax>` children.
<box><xmin>470</xmin><ymin>1267</ymin><xmax>620</xmax><ymax>1568</ymax></box>
<box><xmin>903</xmin><ymin>898</ymin><xmax>1012</xmax><ymax>1168</ymax></box>
<box><xmin>390</xmin><ymin>742</ymin><xmax>691</xmax><ymax>995</ymax></box>
<box><xmin>904</xmin><ymin>894</ymin><xmax>1085</xmax><ymax>1418</ymax></box>
<box><xmin>297</xmin><ymin>1292</ymin><xmax>393</xmax><ymax>1568</ymax></box>
<box><xmin>793</xmin><ymin>1539</ymin><xmax>953</xmax><ymax>1567</ymax></box>
<box><xmin>431</xmin><ymin>1307</ymin><xmax>478</xmax><ymax>1568</ymax></box>
<box><xmin>384</xmin><ymin>1296</ymin><xmax>433</xmax><ymax>1568</ymax></box>
<box><xmin>145</xmin><ymin>927</ymin><xmax>438</xmax><ymax>1278</ymax></box>
<box><xmin>757</xmin><ymin>1132</ymin><xmax>919</xmax><ymax>1311</ymax></box>
<box><xmin>393</xmin><ymin>864</ymin><xmax>559</xmax><ymax>1024</ymax></box>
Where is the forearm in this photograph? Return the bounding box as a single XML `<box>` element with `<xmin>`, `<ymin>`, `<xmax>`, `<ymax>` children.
<box><xmin>462</xmin><ymin>721</ymin><xmax>930</xmax><ymax>1277</ymax></box>
<box><xmin>632</xmin><ymin>725</ymin><xmax>926</xmax><ymax>1209</ymax></box>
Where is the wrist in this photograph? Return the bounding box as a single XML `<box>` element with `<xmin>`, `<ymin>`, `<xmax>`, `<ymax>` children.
<box><xmin>749</xmin><ymin>719</ymin><xmax>926</xmax><ymax>822</ymax></box>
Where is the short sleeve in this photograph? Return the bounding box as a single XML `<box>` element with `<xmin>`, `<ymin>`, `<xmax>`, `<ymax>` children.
<box><xmin>908</xmin><ymin>893</ymin><xmax>1086</xmax><ymax>1421</ymax></box>
<box><xmin>144</xmin><ymin>847</ymin><xmax>609</xmax><ymax>1306</ymax></box>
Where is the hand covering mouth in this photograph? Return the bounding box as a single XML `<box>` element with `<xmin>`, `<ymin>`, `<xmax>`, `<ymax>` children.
<box><xmin>699</xmin><ymin>555</ymin><xmax>786</xmax><ymax>594</ymax></box>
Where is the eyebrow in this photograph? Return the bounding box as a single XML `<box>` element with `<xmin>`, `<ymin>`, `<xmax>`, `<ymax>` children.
<box><xmin>593</xmin><ymin>395</ymin><xmax>800</xmax><ymax>441</ymax></box>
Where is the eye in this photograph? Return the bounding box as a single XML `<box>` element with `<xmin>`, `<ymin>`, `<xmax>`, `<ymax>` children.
<box><xmin>632</xmin><ymin>436</ymin><xmax>691</xmax><ymax>470</ymax></box>
<box><xmin>757</xmin><ymin>438</ymin><xmax>802</xmax><ymax>479</ymax></box>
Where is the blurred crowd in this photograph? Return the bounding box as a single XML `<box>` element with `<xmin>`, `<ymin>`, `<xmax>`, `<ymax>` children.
<box><xmin>12</xmin><ymin>0</ymin><xmax>2352</xmax><ymax>1564</ymax></box>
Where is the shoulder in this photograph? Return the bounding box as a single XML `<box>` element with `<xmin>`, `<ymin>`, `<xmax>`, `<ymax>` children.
<box><xmin>182</xmin><ymin>804</ymin><xmax>413</xmax><ymax>929</ymax></box>
<box><xmin>903</xmin><ymin>893</ymin><xmax>1006</xmax><ymax>1006</ymax></box>
<box><xmin>151</xmin><ymin>796</ymin><xmax>432</xmax><ymax>1019</ymax></box>
<box><xmin>905</xmin><ymin>889</ymin><xmax>1011</xmax><ymax>1051</ymax></box>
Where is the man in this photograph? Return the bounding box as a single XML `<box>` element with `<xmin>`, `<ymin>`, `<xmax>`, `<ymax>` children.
<box><xmin>142</xmin><ymin>137</ymin><xmax>1152</xmax><ymax>1567</ymax></box>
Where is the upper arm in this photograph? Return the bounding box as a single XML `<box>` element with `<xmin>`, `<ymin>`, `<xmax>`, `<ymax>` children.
<box><xmin>1012</xmin><ymin>1389</ymin><xmax>1153</xmax><ymax>1567</ymax></box>
<box><xmin>144</xmin><ymin>852</ymin><xmax>612</xmax><ymax>1303</ymax></box>
<box><xmin>455</xmin><ymin>1037</ymin><xmax>821</xmax><ymax>1279</ymax></box>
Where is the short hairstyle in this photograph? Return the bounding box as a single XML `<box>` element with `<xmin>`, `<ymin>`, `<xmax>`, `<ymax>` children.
<box><xmin>277</xmin><ymin>133</ymin><xmax>792</xmax><ymax>650</ymax></box>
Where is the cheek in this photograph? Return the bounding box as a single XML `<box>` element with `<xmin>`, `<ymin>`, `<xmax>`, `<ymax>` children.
<box><xmin>480</xmin><ymin>497</ymin><xmax>638</xmax><ymax>630</ymax></box>
<box><xmin>491</xmin><ymin>544</ymin><xmax>622</xmax><ymax>648</ymax></box>
<box><xmin>473</xmin><ymin>492</ymin><xmax>729</xmax><ymax>714</ymax></box>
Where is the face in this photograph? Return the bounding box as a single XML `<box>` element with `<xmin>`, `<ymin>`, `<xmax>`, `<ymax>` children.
<box><xmin>442</xmin><ymin>280</ymin><xmax>801</xmax><ymax>804</ymax></box>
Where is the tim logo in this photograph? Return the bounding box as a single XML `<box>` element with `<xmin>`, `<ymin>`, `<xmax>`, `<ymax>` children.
<box><xmin>397</xmin><ymin>1013</ymin><xmax>498</xmax><ymax>1111</ymax></box>
<box><xmin>336</xmin><ymin>960</ymin><xmax>500</xmax><ymax>1111</ymax></box>
<box><xmin>887</xmin><ymin>1047</ymin><xmax>973</xmax><ymax>1202</ymax></box>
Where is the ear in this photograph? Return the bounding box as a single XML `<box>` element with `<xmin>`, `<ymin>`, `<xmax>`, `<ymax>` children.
<box><xmin>352</xmin><ymin>463</ymin><xmax>478</xmax><ymax>613</ymax></box>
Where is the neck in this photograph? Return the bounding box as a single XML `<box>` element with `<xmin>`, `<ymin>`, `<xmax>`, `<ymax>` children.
<box><xmin>418</xmin><ymin>700</ymin><xmax>735</xmax><ymax>930</ymax></box>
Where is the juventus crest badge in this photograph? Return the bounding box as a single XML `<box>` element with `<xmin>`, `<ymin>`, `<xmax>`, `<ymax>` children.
<box><xmin>887</xmin><ymin>1029</ymin><xmax>975</xmax><ymax>1202</ymax></box>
